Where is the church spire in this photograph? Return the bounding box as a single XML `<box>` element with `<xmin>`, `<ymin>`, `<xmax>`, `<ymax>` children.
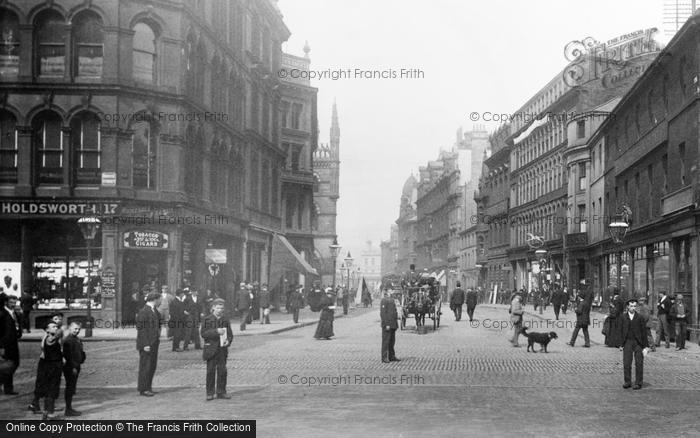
<box><xmin>330</xmin><ymin>99</ymin><xmax>340</xmax><ymax>157</ymax></box>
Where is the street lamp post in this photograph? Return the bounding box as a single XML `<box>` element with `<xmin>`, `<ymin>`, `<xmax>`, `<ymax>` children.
<box><xmin>329</xmin><ymin>238</ymin><xmax>341</xmax><ymax>289</ymax></box>
<box><xmin>609</xmin><ymin>210</ymin><xmax>630</xmax><ymax>299</ymax></box>
<box><xmin>78</xmin><ymin>217</ymin><xmax>101</xmax><ymax>338</ymax></box>
<box><xmin>535</xmin><ymin>248</ymin><xmax>548</xmax><ymax>315</ymax></box>
<box><xmin>344</xmin><ymin>252</ymin><xmax>354</xmax><ymax>295</ymax></box>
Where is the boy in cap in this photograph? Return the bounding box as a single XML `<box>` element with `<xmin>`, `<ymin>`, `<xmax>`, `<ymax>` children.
<box><xmin>201</xmin><ymin>299</ymin><xmax>233</xmax><ymax>400</ymax></box>
<box><xmin>620</xmin><ymin>298</ymin><xmax>649</xmax><ymax>390</ymax></box>
<box><xmin>62</xmin><ymin>321</ymin><xmax>86</xmax><ymax>416</ymax></box>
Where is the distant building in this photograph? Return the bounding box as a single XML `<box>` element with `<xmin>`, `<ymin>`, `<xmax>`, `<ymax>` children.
<box><xmin>359</xmin><ymin>240</ymin><xmax>381</xmax><ymax>291</ymax></box>
<box><xmin>380</xmin><ymin>224</ymin><xmax>399</xmax><ymax>277</ymax></box>
<box><xmin>312</xmin><ymin>103</ymin><xmax>340</xmax><ymax>286</ymax></box>
<box><xmin>395</xmin><ymin>174</ymin><xmax>418</xmax><ymax>274</ymax></box>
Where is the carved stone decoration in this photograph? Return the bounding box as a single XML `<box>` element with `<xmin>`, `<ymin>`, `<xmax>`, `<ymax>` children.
<box><xmin>43</xmin><ymin>91</ymin><xmax>55</xmax><ymax>108</ymax></box>
<box><xmin>81</xmin><ymin>92</ymin><xmax>92</xmax><ymax>109</ymax></box>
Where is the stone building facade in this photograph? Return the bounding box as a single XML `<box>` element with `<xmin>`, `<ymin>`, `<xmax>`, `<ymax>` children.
<box><xmin>0</xmin><ymin>0</ymin><xmax>312</xmax><ymax>325</ymax></box>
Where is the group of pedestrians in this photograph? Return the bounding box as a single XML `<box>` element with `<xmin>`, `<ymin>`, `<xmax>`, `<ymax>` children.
<box><xmin>234</xmin><ymin>282</ymin><xmax>272</xmax><ymax>331</ymax></box>
<box><xmin>604</xmin><ymin>290</ymin><xmax>689</xmax><ymax>351</ymax></box>
<box><xmin>448</xmin><ymin>282</ymin><xmax>478</xmax><ymax>322</ymax></box>
<box><xmin>136</xmin><ymin>292</ymin><xmax>233</xmax><ymax>400</ymax></box>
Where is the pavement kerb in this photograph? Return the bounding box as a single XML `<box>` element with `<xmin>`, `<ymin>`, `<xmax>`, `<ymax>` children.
<box><xmin>18</xmin><ymin>308</ymin><xmax>364</xmax><ymax>342</ymax></box>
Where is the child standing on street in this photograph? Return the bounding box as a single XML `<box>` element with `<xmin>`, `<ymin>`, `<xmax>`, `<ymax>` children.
<box><xmin>28</xmin><ymin>322</ymin><xmax>63</xmax><ymax>420</ymax></box>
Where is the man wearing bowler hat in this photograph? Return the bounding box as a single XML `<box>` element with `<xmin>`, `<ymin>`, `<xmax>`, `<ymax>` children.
<box><xmin>136</xmin><ymin>292</ymin><xmax>161</xmax><ymax>396</ymax></box>
<box><xmin>620</xmin><ymin>298</ymin><xmax>649</xmax><ymax>390</ymax></box>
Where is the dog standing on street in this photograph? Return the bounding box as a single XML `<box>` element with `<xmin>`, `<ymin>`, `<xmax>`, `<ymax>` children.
<box><xmin>520</xmin><ymin>327</ymin><xmax>558</xmax><ymax>353</ymax></box>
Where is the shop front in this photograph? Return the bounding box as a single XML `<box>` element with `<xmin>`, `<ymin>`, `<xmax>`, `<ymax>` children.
<box><xmin>0</xmin><ymin>199</ymin><xmax>120</xmax><ymax>328</ymax></box>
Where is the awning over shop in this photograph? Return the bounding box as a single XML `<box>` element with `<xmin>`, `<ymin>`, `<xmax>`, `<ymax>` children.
<box><xmin>436</xmin><ymin>270</ymin><xmax>446</xmax><ymax>285</ymax></box>
<box><xmin>272</xmin><ymin>234</ymin><xmax>318</xmax><ymax>276</ymax></box>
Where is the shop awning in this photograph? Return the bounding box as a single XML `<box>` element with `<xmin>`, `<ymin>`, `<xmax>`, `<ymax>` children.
<box><xmin>436</xmin><ymin>270</ymin><xmax>446</xmax><ymax>285</ymax></box>
<box><xmin>272</xmin><ymin>234</ymin><xmax>318</xmax><ymax>276</ymax></box>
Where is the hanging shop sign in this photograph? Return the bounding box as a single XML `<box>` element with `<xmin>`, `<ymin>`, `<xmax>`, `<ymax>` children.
<box><xmin>205</xmin><ymin>249</ymin><xmax>227</xmax><ymax>264</ymax></box>
<box><xmin>123</xmin><ymin>231</ymin><xmax>169</xmax><ymax>249</ymax></box>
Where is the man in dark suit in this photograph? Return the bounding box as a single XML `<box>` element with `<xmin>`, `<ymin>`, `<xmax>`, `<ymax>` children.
<box><xmin>550</xmin><ymin>287</ymin><xmax>563</xmax><ymax>320</ymax></box>
<box><xmin>170</xmin><ymin>289</ymin><xmax>186</xmax><ymax>352</ymax></box>
<box><xmin>19</xmin><ymin>290</ymin><xmax>35</xmax><ymax>333</ymax></box>
<box><xmin>655</xmin><ymin>290</ymin><xmax>672</xmax><ymax>348</ymax></box>
<box><xmin>235</xmin><ymin>284</ymin><xmax>252</xmax><ymax>331</ymax></box>
<box><xmin>62</xmin><ymin>321</ymin><xmax>86</xmax><ymax>416</ymax></box>
<box><xmin>670</xmin><ymin>294</ymin><xmax>688</xmax><ymax>350</ymax></box>
<box><xmin>136</xmin><ymin>292</ymin><xmax>161</xmax><ymax>396</ymax></box>
<box><xmin>567</xmin><ymin>291</ymin><xmax>591</xmax><ymax>347</ymax></box>
<box><xmin>380</xmin><ymin>290</ymin><xmax>399</xmax><ymax>363</ymax></box>
<box><xmin>201</xmin><ymin>299</ymin><xmax>233</xmax><ymax>400</ymax></box>
<box><xmin>183</xmin><ymin>289</ymin><xmax>203</xmax><ymax>350</ymax></box>
<box><xmin>450</xmin><ymin>282</ymin><xmax>465</xmax><ymax>321</ymax></box>
<box><xmin>289</xmin><ymin>285</ymin><xmax>304</xmax><ymax>324</ymax></box>
<box><xmin>0</xmin><ymin>294</ymin><xmax>21</xmax><ymax>395</ymax></box>
<box><xmin>620</xmin><ymin>298</ymin><xmax>649</xmax><ymax>390</ymax></box>
<box><xmin>465</xmin><ymin>288</ymin><xmax>478</xmax><ymax>322</ymax></box>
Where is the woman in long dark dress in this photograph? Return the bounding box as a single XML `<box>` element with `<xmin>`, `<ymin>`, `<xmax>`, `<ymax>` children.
<box><xmin>604</xmin><ymin>291</ymin><xmax>624</xmax><ymax>347</ymax></box>
<box><xmin>314</xmin><ymin>289</ymin><xmax>335</xmax><ymax>340</ymax></box>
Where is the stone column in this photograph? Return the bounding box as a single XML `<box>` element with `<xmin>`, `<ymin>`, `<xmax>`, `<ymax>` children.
<box><xmin>15</xmin><ymin>125</ymin><xmax>33</xmax><ymax>196</ymax></box>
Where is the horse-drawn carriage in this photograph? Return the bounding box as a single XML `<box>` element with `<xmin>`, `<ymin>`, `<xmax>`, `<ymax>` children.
<box><xmin>399</xmin><ymin>275</ymin><xmax>442</xmax><ymax>331</ymax></box>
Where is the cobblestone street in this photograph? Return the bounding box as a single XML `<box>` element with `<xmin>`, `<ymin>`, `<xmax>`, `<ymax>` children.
<box><xmin>1</xmin><ymin>304</ymin><xmax>699</xmax><ymax>437</ymax></box>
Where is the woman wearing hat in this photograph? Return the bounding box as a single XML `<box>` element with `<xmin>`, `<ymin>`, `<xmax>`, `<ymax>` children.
<box><xmin>314</xmin><ymin>288</ymin><xmax>335</xmax><ymax>340</ymax></box>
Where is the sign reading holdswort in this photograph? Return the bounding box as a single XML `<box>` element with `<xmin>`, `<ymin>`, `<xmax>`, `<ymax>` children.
<box><xmin>1</xmin><ymin>199</ymin><xmax>120</xmax><ymax>216</ymax></box>
<box><xmin>123</xmin><ymin>231</ymin><xmax>169</xmax><ymax>249</ymax></box>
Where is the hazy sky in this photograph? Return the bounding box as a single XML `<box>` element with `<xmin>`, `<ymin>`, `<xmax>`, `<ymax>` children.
<box><xmin>278</xmin><ymin>0</ymin><xmax>665</xmax><ymax>258</ymax></box>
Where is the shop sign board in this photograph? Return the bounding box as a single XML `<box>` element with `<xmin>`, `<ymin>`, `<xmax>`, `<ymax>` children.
<box><xmin>123</xmin><ymin>231</ymin><xmax>169</xmax><ymax>249</ymax></box>
<box><xmin>205</xmin><ymin>249</ymin><xmax>227</xmax><ymax>264</ymax></box>
<box><xmin>0</xmin><ymin>199</ymin><xmax>119</xmax><ymax>216</ymax></box>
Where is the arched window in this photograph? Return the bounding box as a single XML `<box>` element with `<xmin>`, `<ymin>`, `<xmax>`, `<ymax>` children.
<box><xmin>35</xmin><ymin>10</ymin><xmax>67</xmax><ymax>77</ymax></box>
<box><xmin>185</xmin><ymin>125</ymin><xmax>203</xmax><ymax>198</ymax></box>
<box><xmin>185</xmin><ymin>33</ymin><xmax>196</xmax><ymax>96</ymax></box>
<box><xmin>0</xmin><ymin>110</ymin><xmax>18</xmax><ymax>183</ymax></box>
<box><xmin>132</xmin><ymin>22</ymin><xmax>156</xmax><ymax>83</ymax></box>
<box><xmin>32</xmin><ymin>111</ymin><xmax>64</xmax><ymax>184</ymax></box>
<box><xmin>132</xmin><ymin>118</ymin><xmax>157</xmax><ymax>189</ymax></box>
<box><xmin>70</xmin><ymin>111</ymin><xmax>101</xmax><ymax>185</ymax></box>
<box><xmin>0</xmin><ymin>9</ymin><xmax>20</xmax><ymax>77</ymax></box>
<box><xmin>195</xmin><ymin>41</ymin><xmax>206</xmax><ymax>99</ymax></box>
<box><xmin>73</xmin><ymin>11</ymin><xmax>103</xmax><ymax>77</ymax></box>
<box><xmin>227</xmin><ymin>145</ymin><xmax>243</xmax><ymax>211</ymax></box>
<box><xmin>210</xmin><ymin>56</ymin><xmax>220</xmax><ymax>110</ymax></box>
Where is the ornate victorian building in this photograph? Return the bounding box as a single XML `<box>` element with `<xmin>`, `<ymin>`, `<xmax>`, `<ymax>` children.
<box><xmin>0</xmin><ymin>0</ymin><xmax>313</xmax><ymax>325</ymax></box>
<box><xmin>312</xmin><ymin>103</ymin><xmax>340</xmax><ymax>286</ymax></box>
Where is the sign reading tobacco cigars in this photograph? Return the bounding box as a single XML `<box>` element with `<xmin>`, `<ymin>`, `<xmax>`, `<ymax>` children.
<box><xmin>123</xmin><ymin>231</ymin><xmax>169</xmax><ymax>249</ymax></box>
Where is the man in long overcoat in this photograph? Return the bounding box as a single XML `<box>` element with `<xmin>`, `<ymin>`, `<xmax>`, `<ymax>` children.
<box><xmin>380</xmin><ymin>290</ymin><xmax>399</xmax><ymax>363</ymax></box>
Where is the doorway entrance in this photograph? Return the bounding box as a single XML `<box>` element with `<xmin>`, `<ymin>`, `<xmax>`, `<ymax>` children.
<box><xmin>121</xmin><ymin>250</ymin><xmax>167</xmax><ymax>324</ymax></box>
